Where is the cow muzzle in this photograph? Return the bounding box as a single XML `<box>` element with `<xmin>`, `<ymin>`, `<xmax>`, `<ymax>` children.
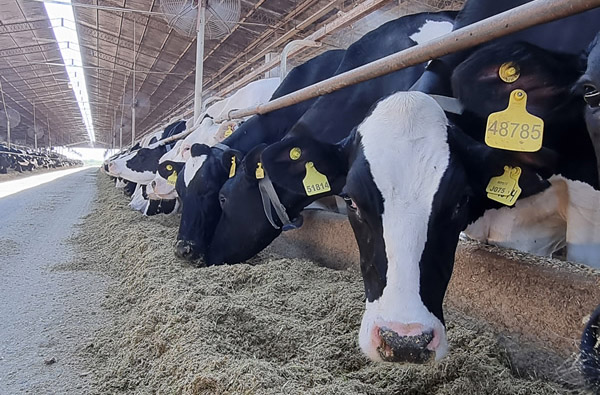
<box><xmin>174</xmin><ymin>239</ymin><xmax>203</xmax><ymax>264</ymax></box>
<box><xmin>370</xmin><ymin>322</ymin><xmax>439</xmax><ymax>364</ymax></box>
<box><xmin>377</xmin><ymin>327</ymin><xmax>435</xmax><ymax>363</ymax></box>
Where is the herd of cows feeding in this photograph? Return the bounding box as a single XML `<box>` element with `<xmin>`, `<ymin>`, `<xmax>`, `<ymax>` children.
<box><xmin>0</xmin><ymin>144</ymin><xmax>82</xmax><ymax>175</ymax></box>
<box><xmin>100</xmin><ymin>0</ymin><xmax>600</xmax><ymax>391</ymax></box>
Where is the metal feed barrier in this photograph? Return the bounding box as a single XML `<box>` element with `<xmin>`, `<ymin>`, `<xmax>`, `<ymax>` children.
<box><xmin>130</xmin><ymin>0</ymin><xmax>599</xmax><ymax>150</ymax></box>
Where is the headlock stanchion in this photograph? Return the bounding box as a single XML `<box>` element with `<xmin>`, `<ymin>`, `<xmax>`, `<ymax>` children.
<box><xmin>129</xmin><ymin>0</ymin><xmax>600</xmax><ymax>152</ymax></box>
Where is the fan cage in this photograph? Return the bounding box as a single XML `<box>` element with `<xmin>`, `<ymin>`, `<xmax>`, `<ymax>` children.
<box><xmin>159</xmin><ymin>0</ymin><xmax>241</xmax><ymax>39</ymax></box>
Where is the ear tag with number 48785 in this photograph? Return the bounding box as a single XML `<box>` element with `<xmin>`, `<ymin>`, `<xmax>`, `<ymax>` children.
<box><xmin>486</xmin><ymin>166</ymin><xmax>522</xmax><ymax>206</ymax></box>
<box><xmin>302</xmin><ymin>162</ymin><xmax>331</xmax><ymax>196</ymax></box>
<box><xmin>485</xmin><ymin>89</ymin><xmax>544</xmax><ymax>152</ymax></box>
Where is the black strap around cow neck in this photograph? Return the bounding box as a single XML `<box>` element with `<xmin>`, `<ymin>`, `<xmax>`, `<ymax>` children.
<box><xmin>258</xmin><ymin>172</ymin><xmax>300</xmax><ymax>231</ymax></box>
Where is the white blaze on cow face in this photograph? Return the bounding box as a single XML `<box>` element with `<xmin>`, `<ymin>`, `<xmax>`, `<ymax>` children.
<box><xmin>410</xmin><ymin>20</ymin><xmax>453</xmax><ymax>45</ymax></box>
<box><xmin>128</xmin><ymin>184</ymin><xmax>148</xmax><ymax>213</ymax></box>
<box><xmin>356</xmin><ymin>92</ymin><xmax>450</xmax><ymax>361</ymax></box>
<box><xmin>184</xmin><ymin>154</ymin><xmax>208</xmax><ymax>188</ymax></box>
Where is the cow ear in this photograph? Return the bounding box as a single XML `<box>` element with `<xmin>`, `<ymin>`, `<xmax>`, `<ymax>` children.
<box><xmin>220</xmin><ymin>148</ymin><xmax>244</xmax><ymax>173</ymax></box>
<box><xmin>261</xmin><ymin>134</ymin><xmax>350</xmax><ymax>196</ymax></box>
<box><xmin>242</xmin><ymin>144</ymin><xmax>268</xmax><ymax>180</ymax></box>
<box><xmin>191</xmin><ymin>143</ymin><xmax>212</xmax><ymax>157</ymax></box>
<box><xmin>449</xmin><ymin>126</ymin><xmax>556</xmax><ymax>199</ymax></box>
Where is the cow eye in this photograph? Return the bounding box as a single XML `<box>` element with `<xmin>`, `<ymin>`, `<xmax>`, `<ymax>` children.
<box><xmin>584</xmin><ymin>84</ymin><xmax>600</xmax><ymax>108</ymax></box>
<box><xmin>342</xmin><ymin>195</ymin><xmax>358</xmax><ymax>211</ymax></box>
<box><xmin>453</xmin><ymin>195</ymin><xmax>470</xmax><ymax>218</ymax></box>
<box><xmin>219</xmin><ymin>195</ymin><xmax>227</xmax><ymax>208</ymax></box>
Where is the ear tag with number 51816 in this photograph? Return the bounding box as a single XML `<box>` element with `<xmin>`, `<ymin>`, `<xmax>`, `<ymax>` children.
<box><xmin>302</xmin><ymin>162</ymin><xmax>331</xmax><ymax>196</ymax></box>
<box><xmin>485</xmin><ymin>89</ymin><xmax>544</xmax><ymax>152</ymax></box>
<box><xmin>486</xmin><ymin>166</ymin><xmax>522</xmax><ymax>206</ymax></box>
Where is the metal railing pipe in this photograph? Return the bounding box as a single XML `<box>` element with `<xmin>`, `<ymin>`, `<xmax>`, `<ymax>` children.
<box><xmin>217</xmin><ymin>0</ymin><xmax>599</xmax><ymax>122</ymax></box>
<box><xmin>128</xmin><ymin>0</ymin><xmax>599</xmax><ymax>153</ymax></box>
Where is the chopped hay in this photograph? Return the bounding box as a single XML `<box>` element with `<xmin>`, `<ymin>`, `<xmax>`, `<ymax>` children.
<box><xmin>67</xmin><ymin>171</ymin><xmax>591</xmax><ymax>394</ymax></box>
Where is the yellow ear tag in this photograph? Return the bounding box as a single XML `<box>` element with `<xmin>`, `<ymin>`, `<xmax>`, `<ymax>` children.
<box><xmin>166</xmin><ymin>164</ymin><xmax>173</xmax><ymax>171</ymax></box>
<box><xmin>224</xmin><ymin>124</ymin><xmax>234</xmax><ymax>138</ymax></box>
<box><xmin>485</xmin><ymin>89</ymin><xmax>544</xmax><ymax>152</ymax></box>
<box><xmin>290</xmin><ymin>147</ymin><xmax>301</xmax><ymax>160</ymax></box>
<box><xmin>167</xmin><ymin>171</ymin><xmax>178</xmax><ymax>186</ymax></box>
<box><xmin>229</xmin><ymin>156</ymin><xmax>236</xmax><ymax>178</ymax></box>
<box><xmin>302</xmin><ymin>162</ymin><xmax>331</xmax><ymax>196</ymax></box>
<box><xmin>486</xmin><ymin>166</ymin><xmax>522</xmax><ymax>206</ymax></box>
<box><xmin>498</xmin><ymin>62</ymin><xmax>520</xmax><ymax>83</ymax></box>
<box><xmin>255</xmin><ymin>162</ymin><xmax>265</xmax><ymax>179</ymax></box>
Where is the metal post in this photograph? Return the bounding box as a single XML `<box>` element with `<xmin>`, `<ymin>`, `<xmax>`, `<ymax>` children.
<box><xmin>120</xmin><ymin>74</ymin><xmax>126</xmax><ymax>150</ymax></box>
<box><xmin>33</xmin><ymin>102</ymin><xmax>37</xmax><ymax>150</ymax></box>
<box><xmin>280</xmin><ymin>40</ymin><xmax>321</xmax><ymax>81</ymax></box>
<box><xmin>193</xmin><ymin>1</ymin><xmax>206</xmax><ymax>125</ymax></box>
<box><xmin>0</xmin><ymin>79</ymin><xmax>10</xmax><ymax>149</ymax></box>
<box><xmin>47</xmin><ymin>118</ymin><xmax>51</xmax><ymax>148</ymax></box>
<box><xmin>131</xmin><ymin>20</ymin><xmax>136</xmax><ymax>146</ymax></box>
<box><xmin>112</xmin><ymin>108</ymin><xmax>117</xmax><ymax>150</ymax></box>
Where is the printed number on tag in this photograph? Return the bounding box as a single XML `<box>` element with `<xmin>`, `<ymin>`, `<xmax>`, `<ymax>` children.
<box><xmin>302</xmin><ymin>162</ymin><xmax>330</xmax><ymax>196</ymax></box>
<box><xmin>486</xmin><ymin>166</ymin><xmax>522</xmax><ymax>206</ymax></box>
<box><xmin>485</xmin><ymin>89</ymin><xmax>544</xmax><ymax>152</ymax></box>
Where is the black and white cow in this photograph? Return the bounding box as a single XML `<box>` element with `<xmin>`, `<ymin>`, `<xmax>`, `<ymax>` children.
<box><xmin>107</xmin><ymin>120</ymin><xmax>186</xmax><ymax>184</ymax></box>
<box><xmin>204</xmin><ymin>12</ymin><xmax>598</xmax><ymax>369</ymax></box>
<box><xmin>174</xmin><ymin>49</ymin><xmax>347</xmax><ymax>261</ymax></box>
<box><xmin>179</xmin><ymin>11</ymin><xmax>457</xmax><ymax>263</ymax></box>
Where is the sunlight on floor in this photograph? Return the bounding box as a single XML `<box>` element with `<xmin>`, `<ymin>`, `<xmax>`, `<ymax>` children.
<box><xmin>0</xmin><ymin>167</ymin><xmax>93</xmax><ymax>199</ymax></box>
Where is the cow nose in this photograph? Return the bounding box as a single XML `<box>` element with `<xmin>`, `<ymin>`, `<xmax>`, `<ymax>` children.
<box><xmin>174</xmin><ymin>240</ymin><xmax>202</xmax><ymax>263</ymax></box>
<box><xmin>376</xmin><ymin>326</ymin><xmax>436</xmax><ymax>364</ymax></box>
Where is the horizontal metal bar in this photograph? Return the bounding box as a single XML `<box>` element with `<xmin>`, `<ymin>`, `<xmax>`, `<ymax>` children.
<box><xmin>219</xmin><ymin>0</ymin><xmax>599</xmax><ymax>122</ymax></box>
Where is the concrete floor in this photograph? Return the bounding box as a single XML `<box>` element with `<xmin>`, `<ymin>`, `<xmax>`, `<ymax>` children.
<box><xmin>0</xmin><ymin>167</ymin><xmax>109</xmax><ymax>394</ymax></box>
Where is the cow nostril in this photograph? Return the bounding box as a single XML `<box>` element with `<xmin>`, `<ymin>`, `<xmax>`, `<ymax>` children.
<box><xmin>174</xmin><ymin>240</ymin><xmax>204</xmax><ymax>265</ymax></box>
<box><xmin>151</xmin><ymin>180</ymin><xmax>156</xmax><ymax>189</ymax></box>
<box><xmin>377</xmin><ymin>327</ymin><xmax>435</xmax><ymax>364</ymax></box>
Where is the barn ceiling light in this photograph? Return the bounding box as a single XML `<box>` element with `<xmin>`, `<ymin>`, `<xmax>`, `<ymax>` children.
<box><xmin>43</xmin><ymin>0</ymin><xmax>95</xmax><ymax>145</ymax></box>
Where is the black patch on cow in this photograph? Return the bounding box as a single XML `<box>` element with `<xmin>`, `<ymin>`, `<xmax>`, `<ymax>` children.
<box><xmin>125</xmin><ymin>146</ymin><xmax>167</xmax><ymax>173</ymax></box>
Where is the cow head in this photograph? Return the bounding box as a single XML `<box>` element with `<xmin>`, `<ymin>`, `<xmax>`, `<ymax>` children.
<box><xmin>151</xmin><ymin>160</ymin><xmax>184</xmax><ymax>198</ymax></box>
<box><xmin>108</xmin><ymin>145</ymin><xmax>167</xmax><ymax>184</ymax></box>
<box><xmin>206</xmin><ymin>137</ymin><xmax>348</xmax><ymax>266</ymax></box>
<box><xmin>174</xmin><ymin>143</ymin><xmax>229</xmax><ymax>262</ymax></box>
